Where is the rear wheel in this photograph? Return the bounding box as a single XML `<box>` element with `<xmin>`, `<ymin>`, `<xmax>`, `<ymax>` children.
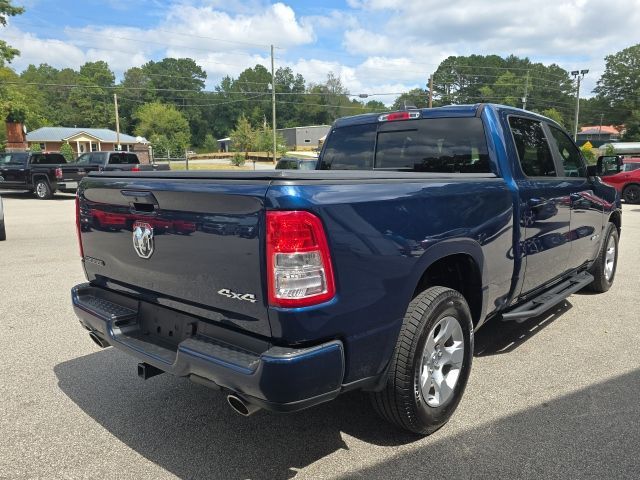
<box><xmin>587</xmin><ymin>223</ymin><xmax>618</xmax><ymax>293</ymax></box>
<box><xmin>370</xmin><ymin>286</ymin><xmax>473</xmax><ymax>435</ymax></box>
<box><xmin>34</xmin><ymin>179</ymin><xmax>53</xmax><ymax>200</ymax></box>
<box><xmin>622</xmin><ymin>184</ymin><xmax>640</xmax><ymax>204</ymax></box>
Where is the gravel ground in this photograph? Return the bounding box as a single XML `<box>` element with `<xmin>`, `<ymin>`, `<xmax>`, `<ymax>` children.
<box><xmin>0</xmin><ymin>191</ymin><xmax>638</xmax><ymax>480</ymax></box>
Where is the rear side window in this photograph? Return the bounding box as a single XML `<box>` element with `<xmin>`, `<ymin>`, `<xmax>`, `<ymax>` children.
<box><xmin>509</xmin><ymin>117</ymin><xmax>557</xmax><ymax>177</ymax></box>
<box><xmin>375</xmin><ymin>118</ymin><xmax>490</xmax><ymax>172</ymax></box>
<box><xmin>126</xmin><ymin>153</ymin><xmax>139</xmax><ymax>164</ymax></box>
<box><xmin>30</xmin><ymin>154</ymin><xmax>46</xmax><ymax>165</ymax></box>
<box><xmin>320</xmin><ymin>123</ymin><xmax>376</xmax><ymax>170</ymax></box>
<box><xmin>109</xmin><ymin>153</ymin><xmax>123</xmax><ymax>165</ymax></box>
<box><xmin>76</xmin><ymin>153</ymin><xmax>104</xmax><ymax>165</ymax></box>
<box><xmin>548</xmin><ymin>126</ymin><xmax>585</xmax><ymax>177</ymax></box>
<box><xmin>46</xmin><ymin>153</ymin><xmax>67</xmax><ymax>164</ymax></box>
<box><xmin>320</xmin><ymin>117</ymin><xmax>490</xmax><ymax>173</ymax></box>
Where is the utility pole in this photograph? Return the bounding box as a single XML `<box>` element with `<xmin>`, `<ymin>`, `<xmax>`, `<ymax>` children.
<box><xmin>271</xmin><ymin>45</ymin><xmax>277</xmax><ymax>165</ymax></box>
<box><xmin>428</xmin><ymin>74</ymin><xmax>433</xmax><ymax>108</ymax></box>
<box><xmin>522</xmin><ymin>70</ymin><xmax>530</xmax><ymax>110</ymax></box>
<box><xmin>113</xmin><ymin>93</ymin><xmax>121</xmax><ymax>151</ymax></box>
<box><xmin>571</xmin><ymin>69</ymin><xmax>589</xmax><ymax>141</ymax></box>
<box><xmin>598</xmin><ymin>113</ymin><xmax>604</xmax><ymax>142</ymax></box>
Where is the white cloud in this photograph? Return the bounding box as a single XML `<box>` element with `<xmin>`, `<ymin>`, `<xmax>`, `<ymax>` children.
<box><xmin>341</xmin><ymin>0</ymin><xmax>640</xmax><ymax>96</ymax></box>
<box><xmin>160</xmin><ymin>2</ymin><xmax>314</xmax><ymax>50</ymax></box>
<box><xmin>6</xmin><ymin>0</ymin><xmax>639</xmax><ymax>104</ymax></box>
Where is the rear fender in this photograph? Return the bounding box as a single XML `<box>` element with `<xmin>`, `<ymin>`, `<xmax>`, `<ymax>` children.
<box><xmin>409</xmin><ymin>238</ymin><xmax>488</xmax><ymax>322</ymax></box>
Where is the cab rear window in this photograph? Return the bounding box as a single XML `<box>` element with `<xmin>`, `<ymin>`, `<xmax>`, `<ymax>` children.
<box><xmin>320</xmin><ymin>117</ymin><xmax>491</xmax><ymax>173</ymax></box>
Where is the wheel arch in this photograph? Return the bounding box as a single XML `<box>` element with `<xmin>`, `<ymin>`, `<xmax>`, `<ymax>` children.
<box><xmin>609</xmin><ymin>209</ymin><xmax>621</xmax><ymax>233</ymax></box>
<box><xmin>412</xmin><ymin>240</ymin><xmax>486</xmax><ymax>327</ymax></box>
<box><xmin>31</xmin><ymin>173</ymin><xmax>50</xmax><ymax>186</ymax></box>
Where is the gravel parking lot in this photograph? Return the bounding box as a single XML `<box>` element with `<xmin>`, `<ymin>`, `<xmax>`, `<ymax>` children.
<box><xmin>1</xmin><ymin>191</ymin><xmax>639</xmax><ymax>480</ymax></box>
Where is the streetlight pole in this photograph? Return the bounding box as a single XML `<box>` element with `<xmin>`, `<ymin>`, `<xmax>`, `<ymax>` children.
<box><xmin>571</xmin><ymin>69</ymin><xmax>589</xmax><ymax>141</ymax></box>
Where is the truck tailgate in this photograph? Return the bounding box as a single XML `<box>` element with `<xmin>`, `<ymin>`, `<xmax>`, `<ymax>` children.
<box><xmin>78</xmin><ymin>176</ymin><xmax>271</xmax><ymax>337</ymax></box>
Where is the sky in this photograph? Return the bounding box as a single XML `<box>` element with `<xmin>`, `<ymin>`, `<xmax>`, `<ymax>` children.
<box><xmin>5</xmin><ymin>0</ymin><xmax>640</xmax><ymax>103</ymax></box>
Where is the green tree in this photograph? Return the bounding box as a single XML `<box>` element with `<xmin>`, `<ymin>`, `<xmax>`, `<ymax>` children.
<box><xmin>203</xmin><ymin>133</ymin><xmax>217</xmax><ymax>153</ymax></box>
<box><xmin>392</xmin><ymin>88</ymin><xmax>429</xmax><ymax>110</ymax></box>
<box><xmin>0</xmin><ymin>0</ymin><xmax>24</xmax><ymax>65</ymax></box>
<box><xmin>229</xmin><ymin>114</ymin><xmax>255</xmax><ymax>156</ymax></box>
<box><xmin>60</xmin><ymin>142</ymin><xmax>75</xmax><ymax>162</ymax></box>
<box><xmin>1</xmin><ymin>66</ymin><xmax>48</xmax><ymax>128</ymax></box>
<box><xmin>254</xmin><ymin>125</ymin><xmax>287</xmax><ymax>162</ymax></box>
<box><xmin>431</xmin><ymin>54</ymin><xmax>573</xmax><ymax>114</ymax></box>
<box><xmin>134</xmin><ymin>102</ymin><xmax>191</xmax><ymax>157</ymax></box>
<box><xmin>67</xmin><ymin>61</ymin><xmax>116</xmax><ymax>128</ymax></box>
<box><xmin>142</xmin><ymin>58</ymin><xmax>208</xmax><ymax>145</ymax></box>
<box><xmin>541</xmin><ymin>108</ymin><xmax>565</xmax><ymax>127</ymax></box>
<box><xmin>594</xmin><ymin>44</ymin><xmax>640</xmax><ymax>119</ymax></box>
<box><xmin>623</xmin><ymin>110</ymin><xmax>640</xmax><ymax>141</ymax></box>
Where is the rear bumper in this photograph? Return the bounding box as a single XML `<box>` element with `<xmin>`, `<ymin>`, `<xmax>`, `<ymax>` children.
<box><xmin>71</xmin><ymin>283</ymin><xmax>345</xmax><ymax>411</ymax></box>
<box><xmin>57</xmin><ymin>181</ymin><xmax>79</xmax><ymax>190</ymax></box>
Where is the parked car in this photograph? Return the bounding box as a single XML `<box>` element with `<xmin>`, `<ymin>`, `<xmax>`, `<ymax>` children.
<box><xmin>0</xmin><ymin>195</ymin><xmax>5</xmax><ymax>241</ymax></box>
<box><xmin>71</xmin><ymin>104</ymin><xmax>620</xmax><ymax>435</ymax></box>
<box><xmin>0</xmin><ymin>152</ymin><xmax>84</xmax><ymax>199</ymax></box>
<box><xmin>74</xmin><ymin>151</ymin><xmax>170</xmax><ymax>173</ymax></box>
<box><xmin>597</xmin><ymin>155</ymin><xmax>640</xmax><ymax>203</ymax></box>
<box><xmin>275</xmin><ymin>157</ymin><xmax>318</xmax><ymax>170</ymax></box>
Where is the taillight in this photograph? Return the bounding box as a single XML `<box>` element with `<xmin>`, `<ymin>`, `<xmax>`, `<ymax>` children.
<box><xmin>378</xmin><ymin>111</ymin><xmax>420</xmax><ymax>122</ymax></box>
<box><xmin>266</xmin><ymin>210</ymin><xmax>335</xmax><ymax>307</ymax></box>
<box><xmin>55</xmin><ymin>168</ymin><xmax>63</xmax><ymax>179</ymax></box>
<box><xmin>131</xmin><ymin>166</ymin><xmax>140</xmax><ymax>172</ymax></box>
<box><xmin>75</xmin><ymin>194</ymin><xmax>84</xmax><ymax>258</ymax></box>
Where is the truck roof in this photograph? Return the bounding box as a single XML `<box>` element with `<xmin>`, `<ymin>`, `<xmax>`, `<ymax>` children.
<box><xmin>332</xmin><ymin>103</ymin><xmax>556</xmax><ymax>128</ymax></box>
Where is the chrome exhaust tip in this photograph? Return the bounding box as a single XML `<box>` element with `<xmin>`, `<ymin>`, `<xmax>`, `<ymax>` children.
<box><xmin>227</xmin><ymin>394</ymin><xmax>261</xmax><ymax>417</ymax></box>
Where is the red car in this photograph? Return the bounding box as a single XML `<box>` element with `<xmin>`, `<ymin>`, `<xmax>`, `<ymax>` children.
<box><xmin>599</xmin><ymin>155</ymin><xmax>640</xmax><ymax>204</ymax></box>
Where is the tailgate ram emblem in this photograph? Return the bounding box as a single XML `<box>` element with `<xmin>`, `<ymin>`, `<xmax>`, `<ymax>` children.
<box><xmin>133</xmin><ymin>221</ymin><xmax>154</xmax><ymax>259</ymax></box>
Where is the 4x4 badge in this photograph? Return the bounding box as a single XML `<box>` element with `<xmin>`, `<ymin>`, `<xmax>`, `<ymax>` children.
<box><xmin>133</xmin><ymin>221</ymin><xmax>154</xmax><ymax>259</ymax></box>
<box><xmin>218</xmin><ymin>288</ymin><xmax>257</xmax><ymax>303</ymax></box>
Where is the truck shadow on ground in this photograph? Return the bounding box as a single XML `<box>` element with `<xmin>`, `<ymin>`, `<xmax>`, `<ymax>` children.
<box><xmin>54</xmin><ymin>301</ymin><xmax>595</xmax><ymax>480</ymax></box>
<box><xmin>54</xmin><ymin>349</ymin><xmax>415</xmax><ymax>480</ymax></box>
<box><xmin>340</xmin><ymin>368</ymin><xmax>640</xmax><ymax>479</ymax></box>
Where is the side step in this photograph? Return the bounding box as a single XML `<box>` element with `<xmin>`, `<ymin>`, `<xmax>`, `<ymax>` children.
<box><xmin>501</xmin><ymin>271</ymin><xmax>594</xmax><ymax>323</ymax></box>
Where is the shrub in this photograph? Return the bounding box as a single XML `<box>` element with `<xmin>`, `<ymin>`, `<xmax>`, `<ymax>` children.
<box><xmin>60</xmin><ymin>142</ymin><xmax>75</xmax><ymax>162</ymax></box>
<box><xmin>231</xmin><ymin>152</ymin><xmax>245</xmax><ymax>167</ymax></box>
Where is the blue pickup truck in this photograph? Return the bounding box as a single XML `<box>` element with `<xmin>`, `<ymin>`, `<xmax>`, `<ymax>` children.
<box><xmin>71</xmin><ymin>104</ymin><xmax>620</xmax><ymax>434</ymax></box>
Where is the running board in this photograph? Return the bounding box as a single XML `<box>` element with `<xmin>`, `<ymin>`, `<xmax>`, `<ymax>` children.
<box><xmin>501</xmin><ymin>271</ymin><xmax>594</xmax><ymax>323</ymax></box>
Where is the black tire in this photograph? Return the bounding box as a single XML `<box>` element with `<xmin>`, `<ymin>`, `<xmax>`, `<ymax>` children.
<box><xmin>622</xmin><ymin>184</ymin><xmax>640</xmax><ymax>204</ymax></box>
<box><xmin>370</xmin><ymin>286</ymin><xmax>474</xmax><ymax>435</ymax></box>
<box><xmin>34</xmin><ymin>178</ymin><xmax>53</xmax><ymax>200</ymax></box>
<box><xmin>587</xmin><ymin>223</ymin><xmax>619</xmax><ymax>293</ymax></box>
<box><xmin>0</xmin><ymin>221</ymin><xmax>5</xmax><ymax>241</ymax></box>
